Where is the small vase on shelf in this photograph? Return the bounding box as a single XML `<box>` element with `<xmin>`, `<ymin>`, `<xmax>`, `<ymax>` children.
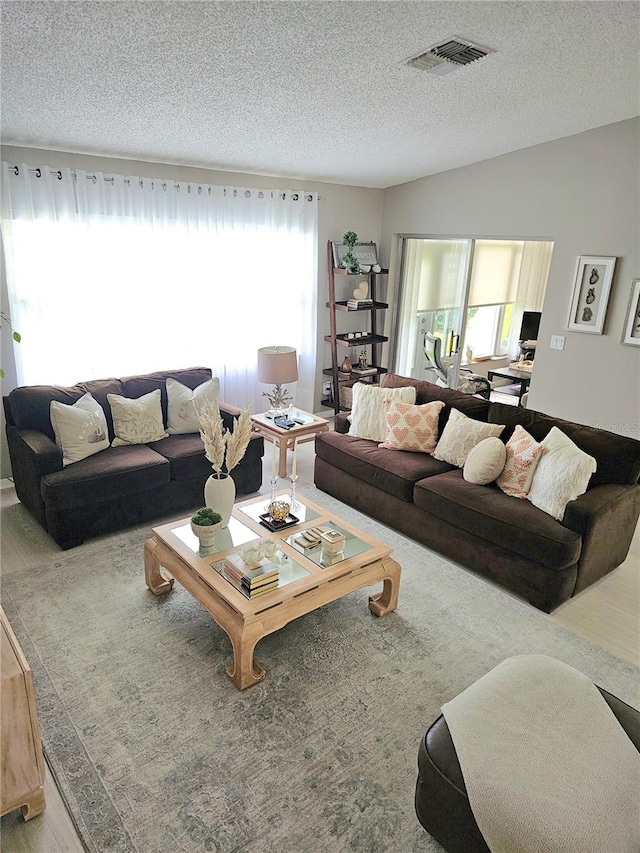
<box><xmin>340</xmin><ymin>355</ymin><xmax>352</xmax><ymax>374</ymax></box>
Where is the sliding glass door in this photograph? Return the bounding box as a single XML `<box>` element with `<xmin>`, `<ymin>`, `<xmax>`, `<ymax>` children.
<box><xmin>394</xmin><ymin>237</ymin><xmax>553</xmax><ymax>388</ymax></box>
<box><xmin>395</xmin><ymin>238</ymin><xmax>472</xmax><ymax>385</ymax></box>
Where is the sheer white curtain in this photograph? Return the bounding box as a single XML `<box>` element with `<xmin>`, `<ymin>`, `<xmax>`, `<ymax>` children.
<box><xmin>1</xmin><ymin>163</ymin><xmax>318</xmax><ymax>410</ymax></box>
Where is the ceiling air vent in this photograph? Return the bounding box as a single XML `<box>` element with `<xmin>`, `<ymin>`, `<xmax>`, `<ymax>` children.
<box><xmin>405</xmin><ymin>37</ymin><xmax>493</xmax><ymax>76</ymax></box>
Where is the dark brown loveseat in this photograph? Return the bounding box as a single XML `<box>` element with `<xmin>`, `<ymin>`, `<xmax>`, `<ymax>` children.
<box><xmin>314</xmin><ymin>373</ymin><xmax>640</xmax><ymax>612</ymax></box>
<box><xmin>4</xmin><ymin>367</ymin><xmax>264</xmax><ymax>549</ymax></box>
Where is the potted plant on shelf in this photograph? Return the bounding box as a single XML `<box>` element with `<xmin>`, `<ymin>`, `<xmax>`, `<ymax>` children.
<box><xmin>191</xmin><ymin>507</ymin><xmax>223</xmax><ymax>553</ymax></box>
<box><xmin>198</xmin><ymin>401</ymin><xmax>252</xmax><ymax>526</ymax></box>
<box><xmin>341</xmin><ymin>230</ymin><xmax>361</xmax><ymax>275</ymax></box>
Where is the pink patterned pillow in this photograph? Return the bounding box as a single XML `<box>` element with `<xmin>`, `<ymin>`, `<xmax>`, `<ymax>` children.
<box><xmin>379</xmin><ymin>400</ymin><xmax>445</xmax><ymax>453</ymax></box>
<box><xmin>497</xmin><ymin>425</ymin><xmax>547</xmax><ymax>498</ymax></box>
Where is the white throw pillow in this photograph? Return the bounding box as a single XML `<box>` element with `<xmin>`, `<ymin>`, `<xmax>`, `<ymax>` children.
<box><xmin>348</xmin><ymin>383</ymin><xmax>417</xmax><ymax>442</ymax></box>
<box><xmin>433</xmin><ymin>408</ymin><xmax>505</xmax><ymax>468</ymax></box>
<box><xmin>463</xmin><ymin>437</ymin><xmax>507</xmax><ymax>485</ymax></box>
<box><xmin>108</xmin><ymin>389</ymin><xmax>168</xmax><ymax>446</ymax></box>
<box><xmin>527</xmin><ymin>427</ymin><xmax>597</xmax><ymax>521</ymax></box>
<box><xmin>166</xmin><ymin>377</ymin><xmax>220</xmax><ymax>434</ymax></box>
<box><xmin>50</xmin><ymin>392</ymin><xmax>110</xmax><ymax>466</ymax></box>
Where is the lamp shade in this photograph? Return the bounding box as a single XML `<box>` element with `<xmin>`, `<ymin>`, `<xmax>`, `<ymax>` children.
<box><xmin>257</xmin><ymin>346</ymin><xmax>298</xmax><ymax>385</ymax></box>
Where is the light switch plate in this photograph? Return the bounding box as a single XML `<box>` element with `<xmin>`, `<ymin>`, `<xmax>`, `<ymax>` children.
<box><xmin>550</xmin><ymin>335</ymin><xmax>565</xmax><ymax>350</ymax></box>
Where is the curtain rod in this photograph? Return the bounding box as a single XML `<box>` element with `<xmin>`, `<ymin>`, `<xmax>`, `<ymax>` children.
<box><xmin>7</xmin><ymin>165</ymin><xmax>325</xmax><ymax>200</ymax></box>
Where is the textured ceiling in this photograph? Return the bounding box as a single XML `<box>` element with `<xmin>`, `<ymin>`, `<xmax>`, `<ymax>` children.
<box><xmin>1</xmin><ymin>1</ymin><xmax>639</xmax><ymax>188</ymax></box>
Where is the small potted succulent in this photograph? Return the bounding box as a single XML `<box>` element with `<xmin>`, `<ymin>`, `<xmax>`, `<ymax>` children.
<box><xmin>190</xmin><ymin>507</ymin><xmax>223</xmax><ymax>553</ymax></box>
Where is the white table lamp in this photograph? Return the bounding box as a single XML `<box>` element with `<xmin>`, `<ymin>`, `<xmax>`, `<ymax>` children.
<box><xmin>257</xmin><ymin>346</ymin><xmax>298</xmax><ymax>414</ymax></box>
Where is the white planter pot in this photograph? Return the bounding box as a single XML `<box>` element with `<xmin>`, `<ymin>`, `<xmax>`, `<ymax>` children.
<box><xmin>190</xmin><ymin>520</ymin><xmax>223</xmax><ymax>554</ymax></box>
<box><xmin>204</xmin><ymin>473</ymin><xmax>236</xmax><ymax>527</ymax></box>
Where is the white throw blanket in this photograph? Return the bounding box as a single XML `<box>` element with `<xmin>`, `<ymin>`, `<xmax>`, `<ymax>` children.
<box><xmin>442</xmin><ymin>655</ymin><xmax>640</xmax><ymax>853</ymax></box>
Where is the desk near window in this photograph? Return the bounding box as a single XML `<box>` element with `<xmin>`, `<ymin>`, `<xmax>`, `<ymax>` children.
<box><xmin>487</xmin><ymin>365</ymin><xmax>532</xmax><ymax>404</ymax></box>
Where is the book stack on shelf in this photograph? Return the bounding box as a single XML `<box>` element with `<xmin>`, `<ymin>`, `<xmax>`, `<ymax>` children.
<box><xmin>223</xmin><ymin>552</ymin><xmax>279</xmax><ymax>598</ymax></box>
<box><xmin>347</xmin><ymin>298</ymin><xmax>374</xmax><ymax>309</ymax></box>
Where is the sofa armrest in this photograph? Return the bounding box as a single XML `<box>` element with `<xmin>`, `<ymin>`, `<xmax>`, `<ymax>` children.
<box><xmin>563</xmin><ymin>483</ymin><xmax>640</xmax><ymax>593</ymax></box>
<box><xmin>6</xmin><ymin>425</ymin><xmax>63</xmax><ymax>527</ymax></box>
<box><xmin>335</xmin><ymin>412</ymin><xmax>351</xmax><ymax>434</ymax></box>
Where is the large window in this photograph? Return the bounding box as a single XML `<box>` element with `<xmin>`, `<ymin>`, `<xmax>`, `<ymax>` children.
<box><xmin>1</xmin><ymin>165</ymin><xmax>318</xmax><ymax>410</ymax></box>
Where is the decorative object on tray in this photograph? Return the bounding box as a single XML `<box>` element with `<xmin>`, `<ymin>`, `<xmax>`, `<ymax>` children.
<box><xmin>566</xmin><ymin>256</ymin><xmax>616</xmax><ymax>334</ymax></box>
<box><xmin>357</xmin><ymin>349</ymin><xmax>368</xmax><ymax>369</ymax></box>
<box><xmin>259</xmin><ymin>510</ymin><xmax>299</xmax><ymax>531</ymax></box>
<box><xmin>266</xmin><ymin>499</ymin><xmax>291</xmax><ymax>522</ymax></box>
<box><xmin>190</xmin><ymin>507</ymin><xmax>223</xmax><ymax>555</ymax></box>
<box><xmin>198</xmin><ymin>399</ymin><xmax>252</xmax><ymax>525</ymax></box>
<box><xmin>293</xmin><ymin>526</ymin><xmax>323</xmax><ymax>549</ymax></box>
<box><xmin>622</xmin><ymin>279</ymin><xmax>640</xmax><ymax>347</ymax></box>
<box><xmin>257</xmin><ymin>345</ymin><xmax>299</xmax><ymax>414</ymax></box>
<box><xmin>318</xmin><ymin>527</ymin><xmax>346</xmax><ymax>556</ymax></box>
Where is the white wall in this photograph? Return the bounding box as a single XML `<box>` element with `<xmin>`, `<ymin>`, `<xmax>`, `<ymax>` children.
<box><xmin>0</xmin><ymin>145</ymin><xmax>384</xmax><ymax>406</ymax></box>
<box><xmin>380</xmin><ymin>118</ymin><xmax>640</xmax><ymax>437</ymax></box>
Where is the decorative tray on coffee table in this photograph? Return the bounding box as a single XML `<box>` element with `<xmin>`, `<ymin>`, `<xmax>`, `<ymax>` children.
<box><xmin>259</xmin><ymin>512</ymin><xmax>300</xmax><ymax>532</ymax></box>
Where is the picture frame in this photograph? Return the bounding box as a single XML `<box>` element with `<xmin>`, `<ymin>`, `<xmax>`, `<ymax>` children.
<box><xmin>332</xmin><ymin>241</ymin><xmax>378</xmax><ymax>269</ymax></box>
<box><xmin>622</xmin><ymin>279</ymin><xmax>640</xmax><ymax>347</ymax></box>
<box><xmin>566</xmin><ymin>256</ymin><xmax>616</xmax><ymax>334</ymax></box>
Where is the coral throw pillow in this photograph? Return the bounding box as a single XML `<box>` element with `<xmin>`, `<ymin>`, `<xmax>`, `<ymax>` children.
<box><xmin>433</xmin><ymin>408</ymin><xmax>505</xmax><ymax>468</ymax></box>
<box><xmin>497</xmin><ymin>425</ymin><xmax>547</xmax><ymax>498</ymax></box>
<box><xmin>379</xmin><ymin>400</ymin><xmax>445</xmax><ymax>453</ymax></box>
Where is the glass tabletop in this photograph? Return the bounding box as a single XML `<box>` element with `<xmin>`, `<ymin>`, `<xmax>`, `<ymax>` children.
<box><xmin>286</xmin><ymin>520</ymin><xmax>373</xmax><ymax>569</ymax></box>
<box><xmin>210</xmin><ymin>545</ymin><xmax>311</xmax><ymax>600</ymax></box>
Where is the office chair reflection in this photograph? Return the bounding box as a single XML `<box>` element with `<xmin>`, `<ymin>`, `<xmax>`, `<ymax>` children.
<box><xmin>423</xmin><ymin>332</ymin><xmax>491</xmax><ymax>399</ymax></box>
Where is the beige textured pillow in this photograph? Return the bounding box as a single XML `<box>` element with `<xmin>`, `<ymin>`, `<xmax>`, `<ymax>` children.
<box><xmin>379</xmin><ymin>400</ymin><xmax>445</xmax><ymax>453</ymax></box>
<box><xmin>166</xmin><ymin>376</ymin><xmax>220</xmax><ymax>434</ymax></box>
<box><xmin>433</xmin><ymin>408</ymin><xmax>505</xmax><ymax>468</ymax></box>
<box><xmin>463</xmin><ymin>437</ymin><xmax>507</xmax><ymax>485</ymax></box>
<box><xmin>348</xmin><ymin>383</ymin><xmax>417</xmax><ymax>442</ymax></box>
<box><xmin>108</xmin><ymin>389</ymin><xmax>168</xmax><ymax>446</ymax></box>
<box><xmin>497</xmin><ymin>425</ymin><xmax>547</xmax><ymax>498</ymax></box>
<box><xmin>527</xmin><ymin>427</ymin><xmax>597</xmax><ymax>521</ymax></box>
<box><xmin>50</xmin><ymin>392</ymin><xmax>110</xmax><ymax>466</ymax></box>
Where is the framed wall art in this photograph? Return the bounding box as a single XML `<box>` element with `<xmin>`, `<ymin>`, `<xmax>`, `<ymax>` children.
<box><xmin>622</xmin><ymin>279</ymin><xmax>640</xmax><ymax>347</ymax></box>
<box><xmin>332</xmin><ymin>241</ymin><xmax>378</xmax><ymax>269</ymax></box>
<box><xmin>566</xmin><ymin>256</ymin><xmax>616</xmax><ymax>334</ymax></box>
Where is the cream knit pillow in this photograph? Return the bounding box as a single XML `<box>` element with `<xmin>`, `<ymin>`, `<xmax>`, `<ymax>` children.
<box><xmin>348</xmin><ymin>383</ymin><xmax>417</xmax><ymax>442</ymax></box>
<box><xmin>463</xmin><ymin>437</ymin><xmax>507</xmax><ymax>485</ymax></box>
<box><xmin>433</xmin><ymin>408</ymin><xmax>505</xmax><ymax>468</ymax></box>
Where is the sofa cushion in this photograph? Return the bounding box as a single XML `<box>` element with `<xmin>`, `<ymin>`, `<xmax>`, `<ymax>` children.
<box><xmin>383</xmin><ymin>373</ymin><xmax>491</xmax><ymax>433</ymax></box>
<box><xmin>148</xmin><ymin>434</ymin><xmax>211</xmax><ymax>481</ymax></box>
<box><xmin>50</xmin><ymin>392</ymin><xmax>110</xmax><ymax>466</ymax></box>
<box><xmin>380</xmin><ymin>400</ymin><xmax>445</xmax><ymax>453</ymax></box>
<box><xmin>41</xmin><ymin>445</ymin><xmax>170</xmax><ymax>512</ymax></box>
<box><xmin>8</xmin><ymin>379</ymin><xmax>123</xmax><ymax>441</ymax></box>
<box><xmin>166</xmin><ymin>376</ymin><xmax>220</xmax><ymax>434</ymax></box>
<box><xmin>108</xmin><ymin>390</ymin><xmax>168</xmax><ymax>446</ymax></box>
<box><xmin>414</xmin><ymin>470</ymin><xmax>582</xmax><ymax>570</ymax></box>
<box><xmin>527</xmin><ymin>427</ymin><xmax>597</xmax><ymax>521</ymax></box>
<box><xmin>315</xmin><ymin>431</ymin><xmax>453</xmax><ymax>502</ymax></box>
<box><xmin>497</xmin><ymin>425</ymin><xmax>547</xmax><ymax>499</ymax></box>
<box><xmin>120</xmin><ymin>367</ymin><xmax>213</xmax><ymax>426</ymax></box>
<box><xmin>463</xmin><ymin>437</ymin><xmax>506</xmax><ymax>485</ymax></box>
<box><xmin>488</xmin><ymin>402</ymin><xmax>640</xmax><ymax>487</ymax></box>
<box><xmin>348</xmin><ymin>382</ymin><xmax>417</xmax><ymax>442</ymax></box>
<box><xmin>433</xmin><ymin>409</ymin><xmax>505</xmax><ymax>468</ymax></box>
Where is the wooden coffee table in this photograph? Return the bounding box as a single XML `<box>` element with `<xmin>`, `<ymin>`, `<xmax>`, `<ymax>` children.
<box><xmin>250</xmin><ymin>409</ymin><xmax>329</xmax><ymax>477</ymax></box>
<box><xmin>144</xmin><ymin>492</ymin><xmax>401</xmax><ymax>689</ymax></box>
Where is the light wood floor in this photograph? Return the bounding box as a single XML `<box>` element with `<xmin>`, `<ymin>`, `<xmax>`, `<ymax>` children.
<box><xmin>1</xmin><ymin>434</ymin><xmax>638</xmax><ymax>851</ymax></box>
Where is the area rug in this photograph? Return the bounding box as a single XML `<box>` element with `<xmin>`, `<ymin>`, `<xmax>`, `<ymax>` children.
<box><xmin>2</xmin><ymin>484</ymin><xmax>638</xmax><ymax>853</ymax></box>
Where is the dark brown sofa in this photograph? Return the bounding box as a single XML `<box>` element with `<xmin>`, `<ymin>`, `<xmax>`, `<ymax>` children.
<box><xmin>314</xmin><ymin>373</ymin><xmax>640</xmax><ymax>612</ymax></box>
<box><xmin>4</xmin><ymin>367</ymin><xmax>264</xmax><ymax>549</ymax></box>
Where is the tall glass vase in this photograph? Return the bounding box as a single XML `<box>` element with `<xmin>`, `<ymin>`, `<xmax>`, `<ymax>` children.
<box><xmin>204</xmin><ymin>473</ymin><xmax>236</xmax><ymax>528</ymax></box>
